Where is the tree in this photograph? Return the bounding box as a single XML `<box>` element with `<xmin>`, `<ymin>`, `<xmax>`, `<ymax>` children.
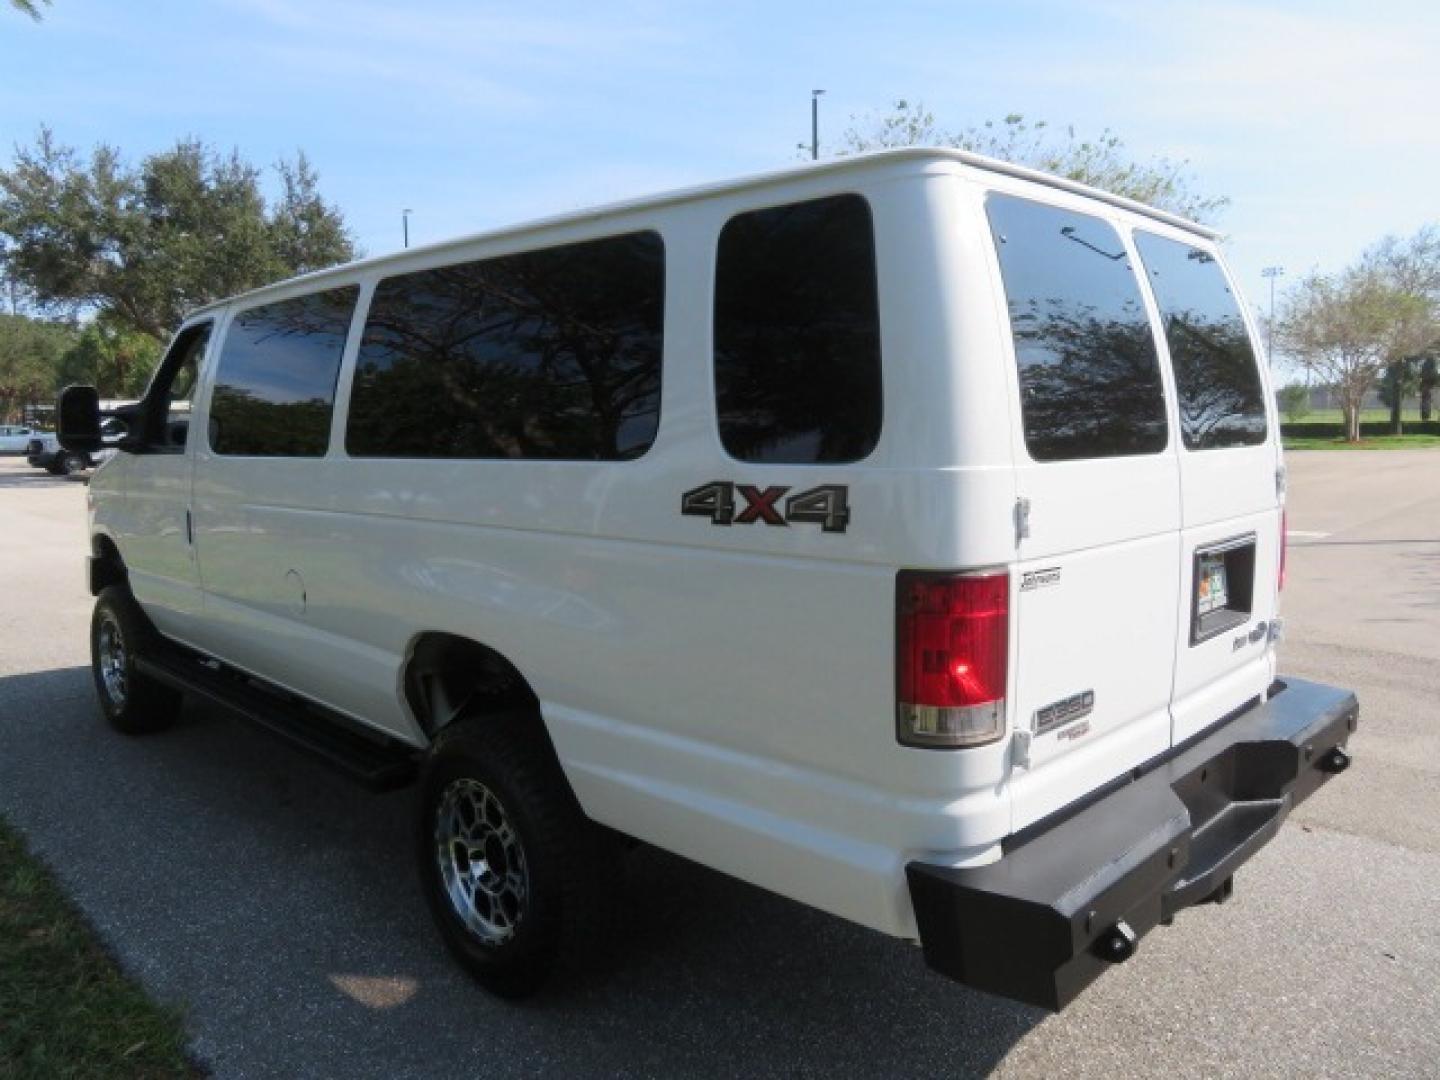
<box><xmin>1367</xmin><ymin>226</ymin><xmax>1440</xmax><ymax>432</ymax></box>
<box><xmin>0</xmin><ymin>129</ymin><xmax>356</xmax><ymax>343</ymax></box>
<box><xmin>0</xmin><ymin>312</ymin><xmax>74</xmax><ymax>420</ymax></box>
<box><xmin>1276</xmin><ymin>384</ymin><xmax>1311</xmax><ymax>424</ymax></box>
<box><xmin>837</xmin><ymin>103</ymin><xmax>1227</xmax><ymax>223</ymax></box>
<box><xmin>9</xmin><ymin>0</ymin><xmax>49</xmax><ymax>20</ymax></box>
<box><xmin>1377</xmin><ymin>357</ymin><xmax>1420</xmax><ymax>429</ymax></box>
<box><xmin>55</xmin><ymin>317</ymin><xmax>161</xmax><ymax>399</ymax></box>
<box><xmin>1277</xmin><ymin>267</ymin><xmax>1432</xmax><ymax>442</ymax></box>
<box><xmin>1421</xmin><ymin>355</ymin><xmax>1438</xmax><ymax>422</ymax></box>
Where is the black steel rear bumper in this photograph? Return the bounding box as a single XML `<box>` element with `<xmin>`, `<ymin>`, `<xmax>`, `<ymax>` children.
<box><xmin>906</xmin><ymin>677</ymin><xmax>1358</xmax><ymax>1011</ymax></box>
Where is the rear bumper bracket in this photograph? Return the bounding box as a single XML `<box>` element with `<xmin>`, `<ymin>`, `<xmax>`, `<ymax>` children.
<box><xmin>906</xmin><ymin>676</ymin><xmax>1358</xmax><ymax>1011</ymax></box>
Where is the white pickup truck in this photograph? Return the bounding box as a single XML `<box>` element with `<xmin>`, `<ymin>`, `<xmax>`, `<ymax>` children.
<box><xmin>25</xmin><ymin>431</ymin><xmax>89</xmax><ymax>475</ymax></box>
<box><xmin>58</xmin><ymin>149</ymin><xmax>1357</xmax><ymax>1009</ymax></box>
<box><xmin>27</xmin><ymin>427</ymin><xmax>120</xmax><ymax>475</ymax></box>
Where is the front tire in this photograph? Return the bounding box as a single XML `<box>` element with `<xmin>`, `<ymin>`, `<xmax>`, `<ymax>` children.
<box><xmin>58</xmin><ymin>452</ymin><xmax>88</xmax><ymax>475</ymax></box>
<box><xmin>90</xmin><ymin>587</ymin><xmax>182</xmax><ymax>734</ymax></box>
<box><xmin>417</xmin><ymin>714</ymin><xmax>619</xmax><ymax>998</ymax></box>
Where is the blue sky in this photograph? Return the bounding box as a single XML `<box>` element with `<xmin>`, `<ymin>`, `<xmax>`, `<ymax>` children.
<box><xmin>3</xmin><ymin>0</ymin><xmax>1437</xmax><ymax>357</ymax></box>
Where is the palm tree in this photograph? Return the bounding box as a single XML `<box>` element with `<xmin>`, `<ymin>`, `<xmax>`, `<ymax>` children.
<box><xmin>10</xmin><ymin>0</ymin><xmax>50</xmax><ymax>19</ymax></box>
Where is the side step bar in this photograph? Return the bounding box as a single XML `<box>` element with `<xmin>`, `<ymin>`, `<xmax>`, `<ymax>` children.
<box><xmin>135</xmin><ymin>647</ymin><xmax>418</xmax><ymax>791</ymax></box>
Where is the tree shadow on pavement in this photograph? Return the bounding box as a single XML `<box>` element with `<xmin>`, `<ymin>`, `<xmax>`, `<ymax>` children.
<box><xmin>0</xmin><ymin>666</ymin><xmax>1042</xmax><ymax>1079</ymax></box>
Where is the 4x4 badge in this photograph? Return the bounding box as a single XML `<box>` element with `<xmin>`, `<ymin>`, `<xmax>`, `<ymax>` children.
<box><xmin>682</xmin><ymin>481</ymin><xmax>851</xmax><ymax>534</ymax></box>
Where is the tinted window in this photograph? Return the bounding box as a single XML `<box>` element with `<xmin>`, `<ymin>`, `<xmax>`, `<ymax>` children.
<box><xmin>987</xmin><ymin>195</ymin><xmax>1168</xmax><ymax>461</ymax></box>
<box><xmin>1134</xmin><ymin>233</ymin><xmax>1267</xmax><ymax>449</ymax></box>
<box><xmin>347</xmin><ymin>232</ymin><xmax>664</xmax><ymax>460</ymax></box>
<box><xmin>149</xmin><ymin>324</ymin><xmax>211</xmax><ymax>451</ymax></box>
<box><xmin>210</xmin><ymin>288</ymin><xmax>357</xmax><ymax>456</ymax></box>
<box><xmin>714</xmin><ymin>194</ymin><xmax>882</xmax><ymax>464</ymax></box>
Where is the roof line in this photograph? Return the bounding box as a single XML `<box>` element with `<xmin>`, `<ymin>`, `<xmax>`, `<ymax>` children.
<box><xmin>189</xmin><ymin>147</ymin><xmax>1220</xmax><ymax>317</ymax></box>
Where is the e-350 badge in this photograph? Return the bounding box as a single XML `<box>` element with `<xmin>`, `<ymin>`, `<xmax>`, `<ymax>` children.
<box><xmin>1034</xmin><ymin>689</ymin><xmax>1095</xmax><ymax>736</ymax></box>
<box><xmin>681</xmin><ymin>481</ymin><xmax>851</xmax><ymax>534</ymax></box>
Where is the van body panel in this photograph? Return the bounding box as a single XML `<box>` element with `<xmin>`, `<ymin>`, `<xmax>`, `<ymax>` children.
<box><xmin>85</xmin><ymin>151</ymin><xmax>1319</xmax><ymax>954</ymax></box>
<box><xmin>108</xmin><ymin>321</ymin><xmax>215</xmax><ymax>641</ymax></box>
<box><xmin>964</xmin><ymin>176</ymin><xmax>1184</xmax><ymax>831</ymax></box>
<box><xmin>1133</xmin><ymin>232</ymin><xmax>1284</xmax><ymax>745</ymax></box>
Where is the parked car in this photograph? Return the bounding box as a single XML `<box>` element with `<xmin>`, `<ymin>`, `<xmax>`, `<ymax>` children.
<box><xmin>26</xmin><ymin>432</ymin><xmax>89</xmax><ymax>475</ymax></box>
<box><xmin>0</xmin><ymin>424</ymin><xmax>39</xmax><ymax>454</ymax></box>
<box><xmin>26</xmin><ymin>423</ymin><xmax>122</xmax><ymax>475</ymax></box>
<box><xmin>58</xmin><ymin>149</ymin><xmax>1358</xmax><ymax>1010</ymax></box>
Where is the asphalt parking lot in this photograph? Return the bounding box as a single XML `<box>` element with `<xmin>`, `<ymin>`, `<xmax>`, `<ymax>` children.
<box><xmin>1</xmin><ymin>451</ymin><xmax>1437</xmax><ymax>1080</ymax></box>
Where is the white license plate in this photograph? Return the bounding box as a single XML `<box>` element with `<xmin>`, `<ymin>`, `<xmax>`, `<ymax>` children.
<box><xmin>1197</xmin><ymin>554</ymin><xmax>1229</xmax><ymax>614</ymax></box>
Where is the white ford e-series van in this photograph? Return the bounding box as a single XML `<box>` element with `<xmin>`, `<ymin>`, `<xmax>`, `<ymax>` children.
<box><xmin>59</xmin><ymin>149</ymin><xmax>1357</xmax><ymax>1009</ymax></box>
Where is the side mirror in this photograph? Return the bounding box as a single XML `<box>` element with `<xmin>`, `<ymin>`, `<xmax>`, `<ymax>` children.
<box><xmin>58</xmin><ymin>385</ymin><xmax>102</xmax><ymax>454</ymax></box>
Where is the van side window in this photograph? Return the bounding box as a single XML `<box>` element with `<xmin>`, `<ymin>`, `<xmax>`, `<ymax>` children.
<box><xmin>346</xmin><ymin>232</ymin><xmax>665</xmax><ymax>460</ymax></box>
<box><xmin>139</xmin><ymin>322</ymin><xmax>211</xmax><ymax>451</ymax></box>
<box><xmin>986</xmin><ymin>195</ymin><xmax>1168</xmax><ymax>462</ymax></box>
<box><xmin>209</xmin><ymin>286</ymin><xmax>358</xmax><ymax>457</ymax></box>
<box><xmin>1133</xmin><ymin>233</ymin><xmax>1268</xmax><ymax>449</ymax></box>
<box><xmin>713</xmin><ymin>194</ymin><xmax>882</xmax><ymax>464</ymax></box>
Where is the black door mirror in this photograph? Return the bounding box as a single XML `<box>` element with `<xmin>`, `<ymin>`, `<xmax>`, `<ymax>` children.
<box><xmin>58</xmin><ymin>385</ymin><xmax>102</xmax><ymax>453</ymax></box>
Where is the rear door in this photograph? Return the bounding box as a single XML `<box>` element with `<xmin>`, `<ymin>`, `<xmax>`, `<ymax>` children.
<box><xmin>1131</xmin><ymin>231</ymin><xmax>1281</xmax><ymax>744</ymax></box>
<box><xmin>983</xmin><ymin>193</ymin><xmax>1182</xmax><ymax>831</ymax></box>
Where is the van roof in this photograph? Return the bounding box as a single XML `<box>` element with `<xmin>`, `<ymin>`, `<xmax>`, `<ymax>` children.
<box><xmin>189</xmin><ymin>147</ymin><xmax>1221</xmax><ymax>318</ymax></box>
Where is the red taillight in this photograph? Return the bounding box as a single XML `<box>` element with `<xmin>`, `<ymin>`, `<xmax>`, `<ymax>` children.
<box><xmin>1278</xmin><ymin>509</ymin><xmax>1288</xmax><ymax>592</ymax></box>
<box><xmin>896</xmin><ymin>570</ymin><xmax>1009</xmax><ymax>748</ymax></box>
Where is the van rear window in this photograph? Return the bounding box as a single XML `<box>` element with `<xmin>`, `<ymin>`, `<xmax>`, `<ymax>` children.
<box><xmin>986</xmin><ymin>195</ymin><xmax>1168</xmax><ymax>462</ymax></box>
<box><xmin>713</xmin><ymin>194</ymin><xmax>882</xmax><ymax>464</ymax></box>
<box><xmin>1133</xmin><ymin>233</ymin><xmax>1268</xmax><ymax>449</ymax></box>
<box><xmin>346</xmin><ymin>232</ymin><xmax>664</xmax><ymax>461</ymax></box>
<box><xmin>209</xmin><ymin>287</ymin><xmax>358</xmax><ymax>457</ymax></box>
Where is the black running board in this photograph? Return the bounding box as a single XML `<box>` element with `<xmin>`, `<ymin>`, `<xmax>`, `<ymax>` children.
<box><xmin>135</xmin><ymin>647</ymin><xmax>418</xmax><ymax>791</ymax></box>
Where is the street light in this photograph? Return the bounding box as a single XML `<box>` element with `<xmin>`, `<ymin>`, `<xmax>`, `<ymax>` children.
<box><xmin>810</xmin><ymin>89</ymin><xmax>825</xmax><ymax>160</ymax></box>
<box><xmin>402</xmin><ymin>208</ymin><xmax>413</xmax><ymax>250</ymax></box>
<box><xmin>1261</xmin><ymin>265</ymin><xmax>1284</xmax><ymax>355</ymax></box>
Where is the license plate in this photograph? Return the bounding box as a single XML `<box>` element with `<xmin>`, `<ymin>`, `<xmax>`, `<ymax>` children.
<box><xmin>1197</xmin><ymin>554</ymin><xmax>1229</xmax><ymax>614</ymax></box>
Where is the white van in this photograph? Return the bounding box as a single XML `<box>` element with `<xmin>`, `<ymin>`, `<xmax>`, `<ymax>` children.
<box><xmin>59</xmin><ymin>149</ymin><xmax>1357</xmax><ymax>1009</ymax></box>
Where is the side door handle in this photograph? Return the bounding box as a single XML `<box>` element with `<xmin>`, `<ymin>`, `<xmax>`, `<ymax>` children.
<box><xmin>185</xmin><ymin>508</ymin><xmax>193</xmax><ymax>546</ymax></box>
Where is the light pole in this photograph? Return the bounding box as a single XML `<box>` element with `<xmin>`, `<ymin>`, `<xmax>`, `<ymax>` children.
<box><xmin>810</xmin><ymin>89</ymin><xmax>825</xmax><ymax>160</ymax></box>
<box><xmin>1261</xmin><ymin>265</ymin><xmax>1284</xmax><ymax>356</ymax></box>
<box><xmin>402</xmin><ymin>208</ymin><xmax>413</xmax><ymax>249</ymax></box>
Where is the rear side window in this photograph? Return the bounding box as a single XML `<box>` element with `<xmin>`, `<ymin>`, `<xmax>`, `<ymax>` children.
<box><xmin>209</xmin><ymin>287</ymin><xmax>358</xmax><ymax>457</ymax></box>
<box><xmin>986</xmin><ymin>194</ymin><xmax>1168</xmax><ymax>462</ymax></box>
<box><xmin>346</xmin><ymin>231</ymin><xmax>665</xmax><ymax>460</ymax></box>
<box><xmin>1134</xmin><ymin>233</ymin><xmax>1268</xmax><ymax>449</ymax></box>
<box><xmin>714</xmin><ymin>194</ymin><xmax>882</xmax><ymax>464</ymax></box>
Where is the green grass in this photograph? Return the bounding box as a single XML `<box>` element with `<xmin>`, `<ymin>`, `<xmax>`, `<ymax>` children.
<box><xmin>1285</xmin><ymin>408</ymin><xmax>1393</xmax><ymax>424</ymax></box>
<box><xmin>0</xmin><ymin>818</ymin><xmax>198</xmax><ymax>1079</ymax></box>
<box><xmin>1284</xmin><ymin>433</ymin><xmax>1440</xmax><ymax>451</ymax></box>
<box><xmin>1282</xmin><ymin>407</ymin><xmax>1436</xmax><ymax>425</ymax></box>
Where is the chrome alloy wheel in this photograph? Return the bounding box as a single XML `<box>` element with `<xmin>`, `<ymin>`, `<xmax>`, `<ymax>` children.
<box><xmin>96</xmin><ymin>612</ymin><xmax>128</xmax><ymax>708</ymax></box>
<box><xmin>434</xmin><ymin>778</ymin><xmax>530</xmax><ymax>945</ymax></box>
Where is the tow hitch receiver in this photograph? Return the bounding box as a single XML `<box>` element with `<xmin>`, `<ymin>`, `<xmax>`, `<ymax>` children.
<box><xmin>906</xmin><ymin>677</ymin><xmax>1358</xmax><ymax>1011</ymax></box>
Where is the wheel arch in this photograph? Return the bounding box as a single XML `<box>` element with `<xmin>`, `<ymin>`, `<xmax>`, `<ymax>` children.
<box><xmin>401</xmin><ymin>632</ymin><xmax>545</xmax><ymax>743</ymax></box>
<box><xmin>89</xmin><ymin>532</ymin><xmax>128</xmax><ymax>596</ymax></box>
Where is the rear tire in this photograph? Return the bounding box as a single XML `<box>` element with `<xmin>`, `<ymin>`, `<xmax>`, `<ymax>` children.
<box><xmin>417</xmin><ymin>713</ymin><xmax>620</xmax><ymax>998</ymax></box>
<box><xmin>90</xmin><ymin>586</ymin><xmax>182</xmax><ymax>734</ymax></box>
<box><xmin>59</xmin><ymin>452</ymin><xmax>88</xmax><ymax>475</ymax></box>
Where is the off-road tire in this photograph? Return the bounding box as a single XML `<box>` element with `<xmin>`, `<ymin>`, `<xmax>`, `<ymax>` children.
<box><xmin>90</xmin><ymin>586</ymin><xmax>182</xmax><ymax>734</ymax></box>
<box><xmin>417</xmin><ymin>713</ymin><xmax>620</xmax><ymax>998</ymax></box>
